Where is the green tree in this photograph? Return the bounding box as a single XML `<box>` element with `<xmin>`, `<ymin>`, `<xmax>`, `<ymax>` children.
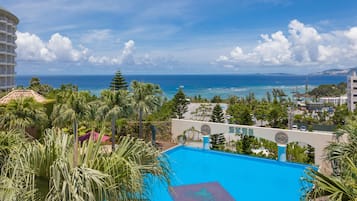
<box><xmin>109</xmin><ymin>70</ymin><xmax>128</xmax><ymax>91</ymax></box>
<box><xmin>332</xmin><ymin>104</ymin><xmax>349</xmax><ymax>127</ymax></box>
<box><xmin>211</xmin><ymin>95</ymin><xmax>222</xmax><ymax>103</ymax></box>
<box><xmin>267</xmin><ymin>101</ymin><xmax>288</xmax><ymax>128</ymax></box>
<box><xmin>211</xmin><ymin>104</ymin><xmax>224</xmax><ymax>123</ymax></box>
<box><xmin>191</xmin><ymin>103</ymin><xmax>213</xmax><ymax>121</ymax></box>
<box><xmin>0</xmin><ymin>97</ymin><xmax>48</xmax><ymax>135</ymax></box>
<box><xmin>303</xmin><ymin>119</ymin><xmax>357</xmax><ymax>200</ymax></box>
<box><xmin>227</xmin><ymin>103</ymin><xmax>253</xmax><ymax>125</ymax></box>
<box><xmin>51</xmin><ymin>91</ymin><xmax>89</xmax><ymax>165</ymax></box>
<box><xmin>172</xmin><ymin>88</ymin><xmax>189</xmax><ymax>119</ymax></box>
<box><xmin>254</xmin><ymin>101</ymin><xmax>269</xmax><ymax>126</ymax></box>
<box><xmin>0</xmin><ymin>128</ymin><xmax>170</xmax><ymax>201</ymax></box>
<box><xmin>131</xmin><ymin>81</ymin><xmax>162</xmax><ymax>139</ymax></box>
<box><xmin>28</xmin><ymin>77</ymin><xmax>53</xmax><ymax>96</ymax></box>
<box><xmin>98</xmin><ymin>89</ymin><xmax>131</xmax><ymax>151</ymax></box>
<box><xmin>210</xmin><ymin>133</ymin><xmax>225</xmax><ymax>150</ymax></box>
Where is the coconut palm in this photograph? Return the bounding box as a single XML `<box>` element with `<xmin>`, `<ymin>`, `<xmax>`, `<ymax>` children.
<box><xmin>0</xmin><ymin>128</ymin><xmax>170</xmax><ymax>201</ymax></box>
<box><xmin>0</xmin><ymin>97</ymin><xmax>48</xmax><ymax>134</ymax></box>
<box><xmin>98</xmin><ymin>89</ymin><xmax>131</xmax><ymax>151</ymax></box>
<box><xmin>131</xmin><ymin>81</ymin><xmax>162</xmax><ymax>139</ymax></box>
<box><xmin>51</xmin><ymin>91</ymin><xmax>89</xmax><ymax>165</ymax></box>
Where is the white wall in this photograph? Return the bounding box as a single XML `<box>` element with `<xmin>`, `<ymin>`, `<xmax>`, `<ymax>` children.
<box><xmin>171</xmin><ymin>119</ymin><xmax>337</xmax><ymax>166</ymax></box>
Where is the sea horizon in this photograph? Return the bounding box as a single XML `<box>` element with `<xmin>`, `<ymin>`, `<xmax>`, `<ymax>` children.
<box><xmin>15</xmin><ymin>74</ymin><xmax>347</xmax><ymax>100</ymax></box>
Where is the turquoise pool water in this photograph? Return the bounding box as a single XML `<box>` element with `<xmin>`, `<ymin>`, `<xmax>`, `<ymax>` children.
<box><xmin>149</xmin><ymin>146</ymin><xmax>311</xmax><ymax>201</ymax></box>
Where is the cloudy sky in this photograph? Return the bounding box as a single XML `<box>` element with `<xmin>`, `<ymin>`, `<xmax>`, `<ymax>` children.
<box><xmin>3</xmin><ymin>0</ymin><xmax>357</xmax><ymax>75</ymax></box>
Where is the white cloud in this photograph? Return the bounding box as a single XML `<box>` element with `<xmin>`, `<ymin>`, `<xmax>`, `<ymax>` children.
<box><xmin>16</xmin><ymin>32</ymin><xmax>87</xmax><ymax>62</ymax></box>
<box><xmin>47</xmin><ymin>33</ymin><xmax>85</xmax><ymax>61</ymax></box>
<box><xmin>88</xmin><ymin>40</ymin><xmax>136</xmax><ymax>65</ymax></box>
<box><xmin>217</xmin><ymin>19</ymin><xmax>357</xmax><ymax>69</ymax></box>
<box><xmin>16</xmin><ymin>31</ymin><xmax>55</xmax><ymax>61</ymax></box>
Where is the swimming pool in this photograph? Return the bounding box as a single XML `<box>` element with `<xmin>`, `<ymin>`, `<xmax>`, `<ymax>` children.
<box><xmin>149</xmin><ymin>146</ymin><xmax>311</xmax><ymax>201</ymax></box>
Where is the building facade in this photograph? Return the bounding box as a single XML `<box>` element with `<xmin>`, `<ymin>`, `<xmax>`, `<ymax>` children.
<box><xmin>347</xmin><ymin>71</ymin><xmax>357</xmax><ymax>111</ymax></box>
<box><xmin>320</xmin><ymin>96</ymin><xmax>347</xmax><ymax>106</ymax></box>
<box><xmin>0</xmin><ymin>7</ymin><xmax>18</xmax><ymax>91</ymax></box>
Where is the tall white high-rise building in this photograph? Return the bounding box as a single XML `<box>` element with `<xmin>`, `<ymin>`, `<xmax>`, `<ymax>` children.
<box><xmin>347</xmin><ymin>71</ymin><xmax>357</xmax><ymax>111</ymax></box>
<box><xmin>0</xmin><ymin>7</ymin><xmax>18</xmax><ymax>91</ymax></box>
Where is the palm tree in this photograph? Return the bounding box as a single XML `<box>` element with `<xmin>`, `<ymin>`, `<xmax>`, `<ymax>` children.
<box><xmin>0</xmin><ymin>129</ymin><xmax>26</xmax><ymax>170</ymax></box>
<box><xmin>0</xmin><ymin>128</ymin><xmax>170</xmax><ymax>201</ymax></box>
<box><xmin>303</xmin><ymin>119</ymin><xmax>357</xmax><ymax>200</ymax></box>
<box><xmin>131</xmin><ymin>81</ymin><xmax>162</xmax><ymax>139</ymax></box>
<box><xmin>98</xmin><ymin>89</ymin><xmax>131</xmax><ymax>151</ymax></box>
<box><xmin>0</xmin><ymin>97</ymin><xmax>48</xmax><ymax>135</ymax></box>
<box><xmin>51</xmin><ymin>91</ymin><xmax>89</xmax><ymax>166</ymax></box>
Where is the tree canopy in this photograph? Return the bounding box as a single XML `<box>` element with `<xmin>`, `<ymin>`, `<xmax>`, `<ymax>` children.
<box><xmin>109</xmin><ymin>70</ymin><xmax>128</xmax><ymax>91</ymax></box>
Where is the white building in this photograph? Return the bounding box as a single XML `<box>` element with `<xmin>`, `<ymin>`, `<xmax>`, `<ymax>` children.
<box><xmin>347</xmin><ymin>71</ymin><xmax>357</xmax><ymax>111</ymax></box>
<box><xmin>0</xmin><ymin>7</ymin><xmax>18</xmax><ymax>91</ymax></box>
<box><xmin>319</xmin><ymin>96</ymin><xmax>347</xmax><ymax>106</ymax></box>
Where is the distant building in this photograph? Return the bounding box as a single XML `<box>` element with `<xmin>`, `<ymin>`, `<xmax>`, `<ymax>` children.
<box><xmin>0</xmin><ymin>7</ymin><xmax>19</xmax><ymax>91</ymax></box>
<box><xmin>347</xmin><ymin>71</ymin><xmax>357</xmax><ymax>111</ymax></box>
<box><xmin>319</xmin><ymin>96</ymin><xmax>347</xmax><ymax>106</ymax></box>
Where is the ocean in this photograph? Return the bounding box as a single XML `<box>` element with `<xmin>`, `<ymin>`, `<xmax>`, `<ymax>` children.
<box><xmin>15</xmin><ymin>74</ymin><xmax>346</xmax><ymax>99</ymax></box>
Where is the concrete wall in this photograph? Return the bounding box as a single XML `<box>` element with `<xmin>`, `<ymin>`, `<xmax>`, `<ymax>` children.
<box><xmin>172</xmin><ymin>119</ymin><xmax>337</xmax><ymax>166</ymax></box>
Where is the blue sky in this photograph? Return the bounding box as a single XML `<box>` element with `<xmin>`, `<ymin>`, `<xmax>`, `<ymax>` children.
<box><xmin>3</xmin><ymin>0</ymin><xmax>357</xmax><ymax>75</ymax></box>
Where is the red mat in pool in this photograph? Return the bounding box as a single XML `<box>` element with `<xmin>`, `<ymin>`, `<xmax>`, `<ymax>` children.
<box><xmin>169</xmin><ymin>182</ymin><xmax>235</xmax><ymax>201</ymax></box>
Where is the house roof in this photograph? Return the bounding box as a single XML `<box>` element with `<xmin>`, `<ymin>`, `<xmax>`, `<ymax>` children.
<box><xmin>0</xmin><ymin>89</ymin><xmax>47</xmax><ymax>104</ymax></box>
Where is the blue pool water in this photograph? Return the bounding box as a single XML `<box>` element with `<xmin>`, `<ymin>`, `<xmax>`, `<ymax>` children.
<box><xmin>149</xmin><ymin>146</ymin><xmax>311</xmax><ymax>201</ymax></box>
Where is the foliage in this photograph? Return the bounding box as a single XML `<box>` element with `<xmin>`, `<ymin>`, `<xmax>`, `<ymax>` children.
<box><xmin>287</xmin><ymin>142</ymin><xmax>309</xmax><ymax>163</ymax></box>
<box><xmin>28</xmin><ymin>77</ymin><xmax>54</xmax><ymax>96</ymax></box>
<box><xmin>267</xmin><ymin>101</ymin><xmax>287</xmax><ymax>128</ymax></box>
<box><xmin>131</xmin><ymin>81</ymin><xmax>163</xmax><ymax>138</ymax></box>
<box><xmin>109</xmin><ymin>70</ymin><xmax>128</xmax><ymax>91</ymax></box>
<box><xmin>211</xmin><ymin>95</ymin><xmax>222</xmax><ymax>103</ymax></box>
<box><xmin>148</xmin><ymin>100</ymin><xmax>175</xmax><ymax>121</ymax></box>
<box><xmin>98</xmin><ymin>89</ymin><xmax>131</xmax><ymax>151</ymax></box>
<box><xmin>0</xmin><ymin>128</ymin><xmax>170</xmax><ymax>201</ymax></box>
<box><xmin>235</xmin><ymin>135</ymin><xmax>256</xmax><ymax>154</ymax></box>
<box><xmin>211</xmin><ymin>104</ymin><xmax>225</xmax><ymax>123</ymax></box>
<box><xmin>332</xmin><ymin>104</ymin><xmax>349</xmax><ymax>128</ymax></box>
<box><xmin>189</xmin><ymin>95</ymin><xmax>209</xmax><ymax>103</ymax></box>
<box><xmin>303</xmin><ymin>119</ymin><xmax>357</xmax><ymax>200</ymax></box>
<box><xmin>308</xmin><ymin>82</ymin><xmax>346</xmax><ymax>97</ymax></box>
<box><xmin>191</xmin><ymin>103</ymin><xmax>213</xmax><ymax>121</ymax></box>
<box><xmin>227</xmin><ymin>103</ymin><xmax>253</xmax><ymax>125</ymax></box>
<box><xmin>0</xmin><ymin>97</ymin><xmax>48</xmax><ymax>135</ymax></box>
<box><xmin>0</xmin><ymin>130</ymin><xmax>26</xmax><ymax>170</ymax></box>
<box><xmin>172</xmin><ymin>88</ymin><xmax>189</xmax><ymax>119</ymax></box>
<box><xmin>210</xmin><ymin>133</ymin><xmax>225</xmax><ymax>150</ymax></box>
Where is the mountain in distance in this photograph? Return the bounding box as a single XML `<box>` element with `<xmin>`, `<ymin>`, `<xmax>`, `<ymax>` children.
<box><xmin>313</xmin><ymin>67</ymin><xmax>357</xmax><ymax>76</ymax></box>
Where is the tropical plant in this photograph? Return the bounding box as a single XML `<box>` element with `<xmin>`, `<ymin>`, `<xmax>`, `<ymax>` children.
<box><xmin>0</xmin><ymin>128</ymin><xmax>170</xmax><ymax>201</ymax></box>
<box><xmin>51</xmin><ymin>91</ymin><xmax>89</xmax><ymax>165</ymax></box>
<box><xmin>303</xmin><ymin>119</ymin><xmax>357</xmax><ymax>200</ymax></box>
<box><xmin>211</xmin><ymin>104</ymin><xmax>224</xmax><ymax>123</ymax></box>
<box><xmin>131</xmin><ymin>81</ymin><xmax>162</xmax><ymax>139</ymax></box>
<box><xmin>109</xmin><ymin>70</ymin><xmax>128</xmax><ymax>91</ymax></box>
<box><xmin>0</xmin><ymin>129</ymin><xmax>26</xmax><ymax>170</ymax></box>
<box><xmin>28</xmin><ymin>77</ymin><xmax>53</xmax><ymax>96</ymax></box>
<box><xmin>0</xmin><ymin>97</ymin><xmax>48</xmax><ymax>135</ymax></box>
<box><xmin>172</xmin><ymin>88</ymin><xmax>189</xmax><ymax>119</ymax></box>
<box><xmin>98</xmin><ymin>89</ymin><xmax>131</xmax><ymax>151</ymax></box>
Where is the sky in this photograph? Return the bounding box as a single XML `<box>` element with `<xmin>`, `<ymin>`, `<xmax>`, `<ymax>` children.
<box><xmin>3</xmin><ymin>0</ymin><xmax>357</xmax><ymax>75</ymax></box>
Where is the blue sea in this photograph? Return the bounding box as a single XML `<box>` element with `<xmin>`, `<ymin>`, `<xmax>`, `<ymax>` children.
<box><xmin>16</xmin><ymin>74</ymin><xmax>346</xmax><ymax>99</ymax></box>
